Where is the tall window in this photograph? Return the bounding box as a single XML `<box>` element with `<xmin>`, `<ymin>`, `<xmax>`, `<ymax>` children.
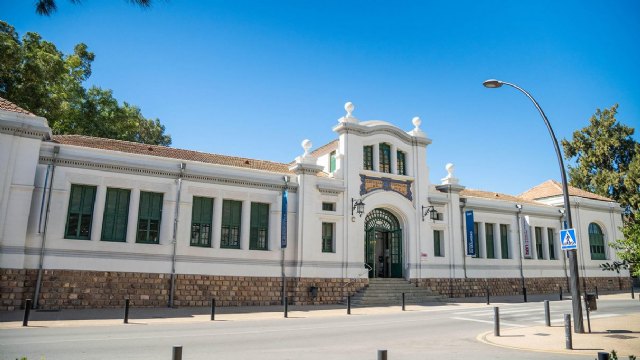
<box><xmin>589</xmin><ymin>223</ymin><xmax>606</xmax><ymax>260</ymax></box>
<box><xmin>250</xmin><ymin>202</ymin><xmax>269</xmax><ymax>250</ymax></box>
<box><xmin>500</xmin><ymin>224</ymin><xmax>509</xmax><ymax>259</ymax></box>
<box><xmin>363</xmin><ymin>146</ymin><xmax>373</xmax><ymax>170</ymax></box>
<box><xmin>322</xmin><ymin>222</ymin><xmax>334</xmax><ymax>253</ymax></box>
<box><xmin>379</xmin><ymin>143</ymin><xmax>391</xmax><ymax>173</ymax></box>
<box><xmin>65</xmin><ymin>184</ymin><xmax>97</xmax><ymax>240</ymax></box>
<box><xmin>329</xmin><ymin>151</ymin><xmax>336</xmax><ymax>173</ymax></box>
<box><xmin>535</xmin><ymin>226</ymin><xmax>544</xmax><ymax>259</ymax></box>
<box><xmin>191</xmin><ymin>196</ymin><xmax>213</xmax><ymax>247</ymax></box>
<box><xmin>485</xmin><ymin>223</ymin><xmax>495</xmax><ymax>259</ymax></box>
<box><xmin>397</xmin><ymin>151</ymin><xmax>406</xmax><ymax>175</ymax></box>
<box><xmin>473</xmin><ymin>222</ymin><xmax>480</xmax><ymax>258</ymax></box>
<box><xmin>434</xmin><ymin>230</ymin><xmax>444</xmax><ymax>257</ymax></box>
<box><xmin>221</xmin><ymin>200</ymin><xmax>242</xmax><ymax>249</ymax></box>
<box><xmin>101</xmin><ymin>188</ymin><xmax>130</xmax><ymax>242</ymax></box>
<box><xmin>137</xmin><ymin>191</ymin><xmax>163</xmax><ymax>244</ymax></box>
<box><xmin>547</xmin><ymin>228</ymin><xmax>556</xmax><ymax>260</ymax></box>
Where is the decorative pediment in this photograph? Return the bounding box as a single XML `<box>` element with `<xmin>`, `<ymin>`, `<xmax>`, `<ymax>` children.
<box><xmin>360</xmin><ymin>174</ymin><xmax>412</xmax><ymax>200</ymax></box>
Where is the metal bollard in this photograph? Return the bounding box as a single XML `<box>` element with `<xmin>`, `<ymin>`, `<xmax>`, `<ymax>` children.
<box><xmin>124</xmin><ymin>299</ymin><xmax>130</xmax><ymax>324</ymax></box>
<box><xmin>544</xmin><ymin>300</ymin><xmax>550</xmax><ymax>327</ymax></box>
<box><xmin>632</xmin><ymin>284</ymin><xmax>635</xmax><ymax>299</ymax></box>
<box><xmin>23</xmin><ymin>299</ymin><xmax>32</xmax><ymax>327</ymax></box>
<box><xmin>347</xmin><ymin>295</ymin><xmax>351</xmax><ymax>315</ymax></box>
<box><xmin>486</xmin><ymin>287</ymin><xmax>490</xmax><ymax>305</ymax></box>
<box><xmin>597</xmin><ymin>351</ymin><xmax>610</xmax><ymax>360</ymax></box>
<box><xmin>595</xmin><ymin>286</ymin><xmax>599</xmax><ymax>299</ymax></box>
<box><xmin>559</xmin><ymin>287</ymin><xmax>563</xmax><ymax>301</ymax></box>
<box><xmin>584</xmin><ymin>295</ymin><xmax>591</xmax><ymax>333</ymax></box>
<box><xmin>564</xmin><ymin>314</ymin><xmax>572</xmax><ymax>349</ymax></box>
<box><xmin>402</xmin><ymin>292</ymin><xmax>405</xmax><ymax>311</ymax></box>
<box><xmin>211</xmin><ymin>298</ymin><xmax>215</xmax><ymax>321</ymax></box>
<box><xmin>284</xmin><ymin>296</ymin><xmax>288</xmax><ymax>318</ymax></box>
<box><xmin>377</xmin><ymin>349</ymin><xmax>388</xmax><ymax>360</ymax></box>
<box><xmin>494</xmin><ymin>306</ymin><xmax>500</xmax><ymax>337</ymax></box>
<box><xmin>522</xmin><ymin>287</ymin><xmax>527</xmax><ymax>302</ymax></box>
<box><xmin>172</xmin><ymin>346</ymin><xmax>183</xmax><ymax>360</ymax></box>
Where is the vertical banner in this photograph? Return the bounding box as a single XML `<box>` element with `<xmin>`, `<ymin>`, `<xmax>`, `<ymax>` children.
<box><xmin>280</xmin><ymin>189</ymin><xmax>288</xmax><ymax>248</ymax></box>
<box><xmin>522</xmin><ymin>215</ymin><xmax>532</xmax><ymax>259</ymax></box>
<box><xmin>465</xmin><ymin>210</ymin><xmax>475</xmax><ymax>256</ymax></box>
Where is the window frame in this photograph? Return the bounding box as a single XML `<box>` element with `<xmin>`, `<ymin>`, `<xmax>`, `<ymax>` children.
<box><xmin>397</xmin><ymin>150</ymin><xmax>406</xmax><ymax>175</ymax></box>
<box><xmin>363</xmin><ymin>145</ymin><xmax>373</xmax><ymax>170</ymax></box>
<box><xmin>136</xmin><ymin>191</ymin><xmax>164</xmax><ymax>244</ymax></box>
<box><xmin>379</xmin><ymin>143</ymin><xmax>391</xmax><ymax>173</ymax></box>
<box><xmin>547</xmin><ymin>228</ymin><xmax>556</xmax><ymax>260</ymax></box>
<box><xmin>249</xmin><ymin>202</ymin><xmax>269</xmax><ymax>251</ymax></box>
<box><xmin>101</xmin><ymin>187</ymin><xmax>130</xmax><ymax>242</ymax></box>
<box><xmin>500</xmin><ymin>224</ymin><xmax>509</xmax><ymax>259</ymax></box>
<box><xmin>329</xmin><ymin>151</ymin><xmax>337</xmax><ymax>173</ymax></box>
<box><xmin>535</xmin><ymin>226</ymin><xmax>544</xmax><ymax>259</ymax></box>
<box><xmin>322</xmin><ymin>202</ymin><xmax>336</xmax><ymax>211</ymax></box>
<box><xmin>434</xmin><ymin>229</ymin><xmax>444</xmax><ymax>257</ymax></box>
<box><xmin>221</xmin><ymin>199</ymin><xmax>242</xmax><ymax>249</ymax></box>
<box><xmin>322</xmin><ymin>222</ymin><xmax>335</xmax><ymax>253</ymax></box>
<box><xmin>485</xmin><ymin>223</ymin><xmax>495</xmax><ymax>259</ymax></box>
<box><xmin>65</xmin><ymin>184</ymin><xmax>97</xmax><ymax>240</ymax></box>
<box><xmin>191</xmin><ymin>196</ymin><xmax>213</xmax><ymax>247</ymax></box>
<box><xmin>473</xmin><ymin>222</ymin><xmax>480</xmax><ymax>258</ymax></box>
<box><xmin>588</xmin><ymin>223</ymin><xmax>606</xmax><ymax>260</ymax></box>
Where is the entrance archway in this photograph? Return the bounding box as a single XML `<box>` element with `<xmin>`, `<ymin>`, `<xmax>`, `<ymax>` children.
<box><xmin>365</xmin><ymin>208</ymin><xmax>403</xmax><ymax>278</ymax></box>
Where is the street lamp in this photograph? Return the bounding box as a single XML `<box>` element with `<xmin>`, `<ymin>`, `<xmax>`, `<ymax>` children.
<box><xmin>483</xmin><ymin>79</ymin><xmax>584</xmax><ymax>333</ymax></box>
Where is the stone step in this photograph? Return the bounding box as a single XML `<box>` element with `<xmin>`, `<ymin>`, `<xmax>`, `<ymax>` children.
<box><xmin>347</xmin><ymin>278</ymin><xmax>444</xmax><ymax>306</ymax></box>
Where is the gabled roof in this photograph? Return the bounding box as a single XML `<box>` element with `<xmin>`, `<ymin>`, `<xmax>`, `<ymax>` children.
<box><xmin>0</xmin><ymin>97</ymin><xmax>35</xmax><ymax>116</ymax></box>
<box><xmin>51</xmin><ymin>135</ymin><xmax>293</xmax><ymax>174</ymax></box>
<box><xmin>460</xmin><ymin>189</ymin><xmax>544</xmax><ymax>206</ymax></box>
<box><xmin>519</xmin><ymin>179</ymin><xmax>613</xmax><ymax>202</ymax></box>
<box><xmin>311</xmin><ymin>139</ymin><xmax>339</xmax><ymax>157</ymax></box>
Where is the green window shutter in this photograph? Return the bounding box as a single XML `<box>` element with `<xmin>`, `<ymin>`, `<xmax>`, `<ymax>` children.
<box><xmin>433</xmin><ymin>230</ymin><xmax>442</xmax><ymax>257</ymax></box>
<box><xmin>191</xmin><ymin>196</ymin><xmax>213</xmax><ymax>247</ymax></box>
<box><xmin>329</xmin><ymin>151</ymin><xmax>336</xmax><ymax>173</ymax></box>
<box><xmin>221</xmin><ymin>200</ymin><xmax>241</xmax><ymax>249</ymax></box>
<box><xmin>588</xmin><ymin>223</ymin><xmax>606</xmax><ymax>260</ymax></box>
<box><xmin>485</xmin><ymin>223</ymin><xmax>495</xmax><ymax>259</ymax></box>
<box><xmin>65</xmin><ymin>184</ymin><xmax>96</xmax><ymax>240</ymax></box>
<box><xmin>250</xmin><ymin>202</ymin><xmax>269</xmax><ymax>250</ymax></box>
<box><xmin>500</xmin><ymin>224</ymin><xmax>509</xmax><ymax>259</ymax></box>
<box><xmin>363</xmin><ymin>146</ymin><xmax>373</xmax><ymax>170</ymax></box>
<box><xmin>473</xmin><ymin>222</ymin><xmax>480</xmax><ymax>258</ymax></box>
<box><xmin>379</xmin><ymin>143</ymin><xmax>391</xmax><ymax>173</ymax></box>
<box><xmin>535</xmin><ymin>227</ymin><xmax>544</xmax><ymax>259</ymax></box>
<box><xmin>137</xmin><ymin>191</ymin><xmax>163</xmax><ymax>244</ymax></box>
<box><xmin>101</xmin><ymin>188</ymin><xmax>130</xmax><ymax>242</ymax></box>
<box><xmin>397</xmin><ymin>151</ymin><xmax>406</xmax><ymax>175</ymax></box>
<box><xmin>322</xmin><ymin>222</ymin><xmax>334</xmax><ymax>253</ymax></box>
<box><xmin>547</xmin><ymin>228</ymin><xmax>556</xmax><ymax>260</ymax></box>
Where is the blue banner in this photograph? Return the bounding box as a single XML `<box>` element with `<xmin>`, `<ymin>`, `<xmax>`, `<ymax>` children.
<box><xmin>281</xmin><ymin>189</ymin><xmax>288</xmax><ymax>248</ymax></box>
<box><xmin>465</xmin><ymin>210</ymin><xmax>475</xmax><ymax>256</ymax></box>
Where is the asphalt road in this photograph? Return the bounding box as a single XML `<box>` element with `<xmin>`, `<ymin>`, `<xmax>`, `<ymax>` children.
<box><xmin>1</xmin><ymin>297</ymin><xmax>638</xmax><ymax>360</ymax></box>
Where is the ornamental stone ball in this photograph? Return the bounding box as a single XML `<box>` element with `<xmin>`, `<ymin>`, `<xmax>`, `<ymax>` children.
<box><xmin>446</xmin><ymin>163</ymin><xmax>454</xmax><ymax>177</ymax></box>
<box><xmin>302</xmin><ymin>139</ymin><xmax>312</xmax><ymax>156</ymax></box>
<box><xmin>345</xmin><ymin>102</ymin><xmax>355</xmax><ymax>117</ymax></box>
<box><xmin>412</xmin><ymin>116</ymin><xmax>422</xmax><ymax>130</ymax></box>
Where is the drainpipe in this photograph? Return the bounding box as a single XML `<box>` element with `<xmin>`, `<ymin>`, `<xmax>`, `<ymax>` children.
<box><xmin>168</xmin><ymin>162</ymin><xmax>186</xmax><ymax>308</ymax></box>
<box><xmin>34</xmin><ymin>145</ymin><xmax>59</xmax><ymax>309</ymax></box>
<box><xmin>459</xmin><ymin>198</ymin><xmax>467</xmax><ymax>278</ymax></box>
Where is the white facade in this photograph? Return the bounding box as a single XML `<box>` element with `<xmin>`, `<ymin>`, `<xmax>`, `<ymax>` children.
<box><xmin>0</xmin><ymin>100</ymin><xmax>629</xmax><ymax>308</ymax></box>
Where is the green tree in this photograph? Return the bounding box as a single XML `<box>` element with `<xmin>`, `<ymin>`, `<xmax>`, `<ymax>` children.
<box><xmin>562</xmin><ymin>105</ymin><xmax>639</xmax><ymax>277</ymax></box>
<box><xmin>0</xmin><ymin>20</ymin><xmax>171</xmax><ymax>146</ymax></box>
<box><xmin>35</xmin><ymin>0</ymin><xmax>151</xmax><ymax>16</ymax></box>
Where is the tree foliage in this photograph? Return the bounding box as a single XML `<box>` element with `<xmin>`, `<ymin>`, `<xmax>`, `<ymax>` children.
<box><xmin>0</xmin><ymin>21</ymin><xmax>171</xmax><ymax>146</ymax></box>
<box><xmin>562</xmin><ymin>105</ymin><xmax>640</xmax><ymax>277</ymax></box>
<box><xmin>35</xmin><ymin>0</ymin><xmax>151</xmax><ymax>16</ymax></box>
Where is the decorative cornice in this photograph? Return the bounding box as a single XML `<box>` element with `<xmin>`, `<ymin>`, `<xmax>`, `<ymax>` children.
<box><xmin>289</xmin><ymin>162</ymin><xmax>325</xmax><ymax>176</ymax></box>
<box><xmin>333</xmin><ymin>122</ymin><xmax>431</xmax><ymax>147</ymax></box>
<box><xmin>0</xmin><ymin>114</ymin><xmax>51</xmax><ymax>140</ymax></box>
<box><xmin>39</xmin><ymin>155</ymin><xmax>298</xmax><ymax>193</ymax></box>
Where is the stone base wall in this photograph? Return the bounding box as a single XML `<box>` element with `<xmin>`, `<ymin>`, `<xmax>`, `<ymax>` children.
<box><xmin>1</xmin><ymin>268</ymin><xmax>631</xmax><ymax>310</ymax></box>
<box><xmin>413</xmin><ymin>276</ymin><xmax>631</xmax><ymax>298</ymax></box>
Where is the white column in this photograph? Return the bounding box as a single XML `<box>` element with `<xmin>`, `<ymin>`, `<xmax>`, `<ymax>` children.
<box><xmin>126</xmin><ymin>188</ymin><xmax>140</xmax><ymax>243</ymax></box>
<box><xmin>240</xmin><ymin>200</ymin><xmax>251</xmax><ymax>249</ymax></box>
<box><xmin>212</xmin><ymin>197</ymin><xmax>222</xmax><ymax>248</ymax></box>
<box><xmin>390</xmin><ymin>144</ymin><xmax>397</xmax><ymax>174</ymax></box>
<box><xmin>372</xmin><ymin>144</ymin><xmax>379</xmax><ymax>172</ymax></box>
<box><xmin>91</xmin><ymin>185</ymin><xmax>107</xmax><ymax>241</ymax></box>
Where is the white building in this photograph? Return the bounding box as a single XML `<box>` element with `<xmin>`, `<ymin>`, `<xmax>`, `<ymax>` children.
<box><xmin>0</xmin><ymin>98</ymin><xmax>629</xmax><ymax>310</ymax></box>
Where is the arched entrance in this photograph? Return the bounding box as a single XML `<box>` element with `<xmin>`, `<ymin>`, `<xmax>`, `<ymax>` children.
<box><xmin>365</xmin><ymin>208</ymin><xmax>403</xmax><ymax>278</ymax></box>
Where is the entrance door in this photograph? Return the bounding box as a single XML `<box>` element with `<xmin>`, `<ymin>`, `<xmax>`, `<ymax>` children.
<box><xmin>364</xmin><ymin>209</ymin><xmax>402</xmax><ymax>278</ymax></box>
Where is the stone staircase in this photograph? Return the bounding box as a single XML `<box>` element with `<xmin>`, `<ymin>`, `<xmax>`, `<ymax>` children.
<box><xmin>349</xmin><ymin>278</ymin><xmax>443</xmax><ymax>306</ymax></box>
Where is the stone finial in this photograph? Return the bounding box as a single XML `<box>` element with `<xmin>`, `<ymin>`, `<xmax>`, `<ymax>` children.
<box><xmin>338</xmin><ymin>101</ymin><xmax>358</xmax><ymax>123</ymax></box>
<box><xmin>441</xmin><ymin>162</ymin><xmax>460</xmax><ymax>185</ymax></box>
<box><xmin>302</xmin><ymin>139</ymin><xmax>312</xmax><ymax>157</ymax></box>
<box><xmin>408</xmin><ymin>116</ymin><xmax>426</xmax><ymax>137</ymax></box>
<box><xmin>412</xmin><ymin>116</ymin><xmax>421</xmax><ymax>130</ymax></box>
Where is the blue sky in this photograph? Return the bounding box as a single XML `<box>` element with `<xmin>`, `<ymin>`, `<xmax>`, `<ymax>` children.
<box><xmin>2</xmin><ymin>0</ymin><xmax>639</xmax><ymax>195</ymax></box>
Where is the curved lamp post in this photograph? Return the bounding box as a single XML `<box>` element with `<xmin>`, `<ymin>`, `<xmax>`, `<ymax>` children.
<box><xmin>483</xmin><ymin>79</ymin><xmax>584</xmax><ymax>333</ymax></box>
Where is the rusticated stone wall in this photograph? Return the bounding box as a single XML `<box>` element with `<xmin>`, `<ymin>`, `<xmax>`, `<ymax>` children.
<box><xmin>1</xmin><ymin>268</ymin><xmax>632</xmax><ymax>310</ymax></box>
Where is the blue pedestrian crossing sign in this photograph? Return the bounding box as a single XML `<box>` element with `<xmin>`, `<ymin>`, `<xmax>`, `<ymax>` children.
<box><xmin>560</xmin><ymin>228</ymin><xmax>577</xmax><ymax>250</ymax></box>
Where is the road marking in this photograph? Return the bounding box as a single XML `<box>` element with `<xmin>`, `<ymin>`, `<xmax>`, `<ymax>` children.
<box><xmin>451</xmin><ymin>317</ymin><xmax>525</xmax><ymax>327</ymax></box>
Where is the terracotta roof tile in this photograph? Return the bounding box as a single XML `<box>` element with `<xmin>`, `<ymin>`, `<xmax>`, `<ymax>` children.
<box><xmin>0</xmin><ymin>97</ymin><xmax>35</xmax><ymax>116</ymax></box>
<box><xmin>52</xmin><ymin>135</ymin><xmax>294</xmax><ymax>174</ymax></box>
<box><xmin>311</xmin><ymin>139</ymin><xmax>339</xmax><ymax>157</ymax></box>
<box><xmin>519</xmin><ymin>180</ymin><xmax>613</xmax><ymax>202</ymax></box>
<box><xmin>460</xmin><ymin>189</ymin><xmax>545</xmax><ymax>205</ymax></box>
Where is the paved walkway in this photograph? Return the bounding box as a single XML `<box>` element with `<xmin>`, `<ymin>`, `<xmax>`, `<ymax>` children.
<box><xmin>2</xmin><ymin>293</ymin><xmax>639</xmax><ymax>358</ymax></box>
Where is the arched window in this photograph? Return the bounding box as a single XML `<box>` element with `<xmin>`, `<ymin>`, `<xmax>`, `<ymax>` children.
<box><xmin>588</xmin><ymin>223</ymin><xmax>606</xmax><ymax>260</ymax></box>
